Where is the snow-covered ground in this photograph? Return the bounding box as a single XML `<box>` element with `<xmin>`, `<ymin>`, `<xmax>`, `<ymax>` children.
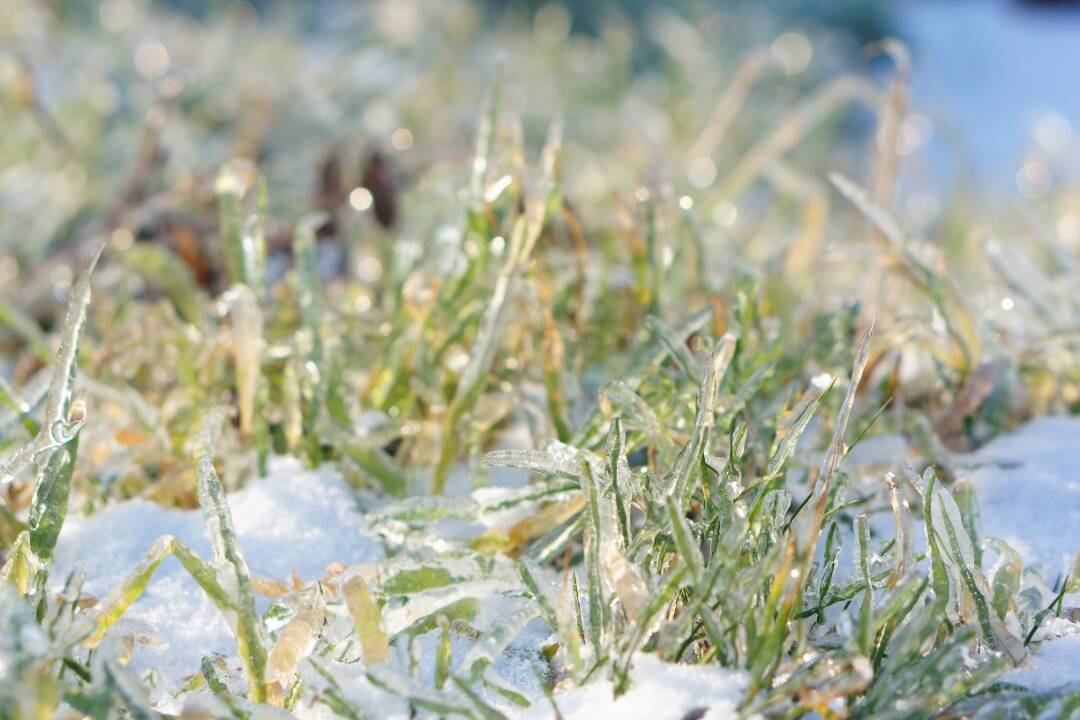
<box><xmin>515</xmin><ymin>654</ymin><xmax>745</xmax><ymax>720</ymax></box>
<box><xmin>960</xmin><ymin>416</ymin><xmax>1080</xmax><ymax>579</ymax></box>
<box><xmin>50</xmin><ymin>418</ymin><xmax>1080</xmax><ymax>713</ymax></box>
<box><xmin>51</xmin><ymin>457</ymin><xmax>384</xmax><ymax>701</ymax></box>
<box><xmin>963</xmin><ymin>417</ymin><xmax>1080</xmax><ymax>694</ymax></box>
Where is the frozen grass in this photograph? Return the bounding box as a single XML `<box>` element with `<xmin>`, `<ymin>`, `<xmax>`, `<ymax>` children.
<box><xmin>49</xmin><ymin>456</ymin><xmax>382</xmax><ymax>706</ymax></box>
<box><xmin>2</xmin><ymin>1</ymin><xmax>1080</xmax><ymax>718</ymax></box>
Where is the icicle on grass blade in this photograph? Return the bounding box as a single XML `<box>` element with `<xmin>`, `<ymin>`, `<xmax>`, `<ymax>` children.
<box><xmin>483</xmin><ymin>448</ymin><xmax>582</xmax><ymax>479</ymax></box>
<box><xmin>221</xmin><ymin>284</ymin><xmax>263</xmax><ymax>438</ymax></box>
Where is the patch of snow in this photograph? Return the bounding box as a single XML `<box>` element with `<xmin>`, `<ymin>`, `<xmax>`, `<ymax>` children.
<box><xmin>960</xmin><ymin>416</ymin><xmax>1080</xmax><ymax>579</ymax></box>
<box><xmin>1007</xmin><ymin>627</ymin><xmax>1080</xmax><ymax>692</ymax></box>
<box><xmin>515</xmin><ymin>653</ymin><xmax>746</xmax><ymax>720</ymax></box>
<box><xmin>51</xmin><ymin>456</ymin><xmax>383</xmax><ymax>701</ymax></box>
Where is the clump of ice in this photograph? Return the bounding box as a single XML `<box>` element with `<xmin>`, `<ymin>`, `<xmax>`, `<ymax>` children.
<box><xmin>51</xmin><ymin>456</ymin><xmax>383</xmax><ymax>700</ymax></box>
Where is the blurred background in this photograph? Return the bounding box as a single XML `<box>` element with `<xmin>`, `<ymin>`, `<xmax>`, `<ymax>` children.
<box><xmin>3</xmin><ymin>0</ymin><xmax>1080</xmax><ymax>519</ymax></box>
<box><xmin>2</xmin><ymin>0</ymin><xmax>1079</xmax><ymax>298</ymax></box>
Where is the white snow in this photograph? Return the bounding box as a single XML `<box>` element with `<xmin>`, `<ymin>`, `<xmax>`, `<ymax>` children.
<box><xmin>516</xmin><ymin>654</ymin><xmax>746</xmax><ymax>720</ymax></box>
<box><xmin>960</xmin><ymin>415</ymin><xmax>1080</xmax><ymax>579</ymax></box>
<box><xmin>1006</xmin><ymin>617</ymin><xmax>1080</xmax><ymax>693</ymax></box>
<box><xmin>954</xmin><ymin>417</ymin><xmax>1080</xmax><ymax>693</ymax></box>
<box><xmin>51</xmin><ymin>456</ymin><xmax>383</xmax><ymax>701</ymax></box>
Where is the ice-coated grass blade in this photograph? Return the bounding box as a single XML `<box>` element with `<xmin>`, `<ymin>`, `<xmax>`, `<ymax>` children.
<box><xmin>482</xmin><ymin>447</ymin><xmax>581</xmax><ymax>479</ymax></box>
<box><xmin>605</xmin><ymin>416</ymin><xmax>632</xmax><ymax>549</ymax></box>
<box><xmin>987</xmin><ymin>538</ymin><xmax>1022</xmax><ymax>621</ymax></box>
<box><xmin>953</xmin><ymin>478</ymin><xmax>982</xmax><ymax>568</ymax></box>
<box><xmin>923</xmin><ymin>466</ymin><xmax>1025</xmax><ymax>662</ymax></box>
<box><xmin>855</xmin><ymin>514</ymin><xmax>874</xmax><ymax>655</ymax></box>
<box><xmin>432</xmin><ymin>214</ymin><xmax>530</xmax><ymax>494</ymax></box>
<box><xmin>216</xmin><ymin>160</ymin><xmax>265</xmax><ymax>291</ymax></box>
<box><xmin>518</xmin><ymin>558</ymin><xmax>559</xmax><ymax>632</ymax></box>
<box><xmin>764</xmin><ymin>381</ymin><xmax>831</xmax><ymax>478</ymax></box>
<box><xmin>87</xmin><ymin>531</ymin><xmax>255</xmax><ymax>656</ymax></box>
<box><xmin>86</xmin><ymin>528</ymin><xmax>273</xmax><ymax>703</ymax></box>
<box><xmin>432</xmin><ymin>121</ymin><xmax>560</xmax><ymax>494</ymax></box>
<box><xmin>1025</xmin><ymin>579</ymin><xmax>1070</xmax><ymax>647</ymax></box>
<box><xmin>380</xmin><ymin>564</ymin><xmax>456</xmax><ymax>595</ymax></box>
<box><xmin>434</xmin><ymin>615</ymin><xmax>453</xmax><ymax>690</ymax></box>
<box><xmin>580</xmin><ymin>459</ymin><xmax>606</xmax><ymax>658</ymax></box>
<box><xmin>883</xmin><ymin>471</ymin><xmax>912</xmax><ymax>587</ymax></box>
<box><xmin>27</xmin><ymin>433</ymin><xmax>79</xmax><ymax>570</ymax></box>
<box><xmin>666</xmin><ymin>499</ymin><xmax>704</xmax><ymax>584</ymax></box>
<box><xmin>666</xmin><ymin>334</ymin><xmax>736</xmax><ymax>503</ymax></box>
<box><xmin>86</xmin><ymin>535</ymin><xmax>169</xmax><ymax>646</ymax></box>
<box><xmin>344</xmin><ymin>575</ymin><xmax>390</xmax><ymax>666</ymax></box>
<box><xmin>909</xmin><ymin>463</ymin><xmax>951</xmax><ymax>619</ymax></box>
<box><xmin>337</xmin><ymin>434</ymin><xmax>407</xmax><ymax>497</ymax></box>
<box><xmin>192</xmin><ymin>408</ymin><xmax>270</xmax><ymax>701</ymax></box>
<box><xmin>819</xmin><ymin>322</ymin><xmax>873</xmax><ymax>500</ymax></box>
<box><xmin>268</xmin><ymin>593</ymin><xmax>324</xmax><ymax>686</ymax></box>
<box><xmin>2</xmin><ymin>248</ymin><xmax>100</xmax><ymax>598</ymax></box>
<box><xmin>394</xmin><ymin>596</ymin><xmax>483</xmax><ymax>641</ymax></box>
<box><xmin>2</xmin><ymin>245</ymin><xmax>101</xmax><ymax>485</ymax></box>
<box><xmin>292</xmin><ymin>213</ymin><xmax>327</xmax><ymax>465</ymax></box>
<box><xmin>221</xmin><ymin>284</ymin><xmax>263</xmax><ymax>438</ymax></box>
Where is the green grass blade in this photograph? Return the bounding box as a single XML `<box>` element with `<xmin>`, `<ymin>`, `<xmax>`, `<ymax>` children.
<box><xmin>192</xmin><ymin>409</ymin><xmax>270</xmax><ymax>701</ymax></box>
<box><xmin>1</xmin><ymin>245</ymin><xmax>100</xmax><ymax>484</ymax></box>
